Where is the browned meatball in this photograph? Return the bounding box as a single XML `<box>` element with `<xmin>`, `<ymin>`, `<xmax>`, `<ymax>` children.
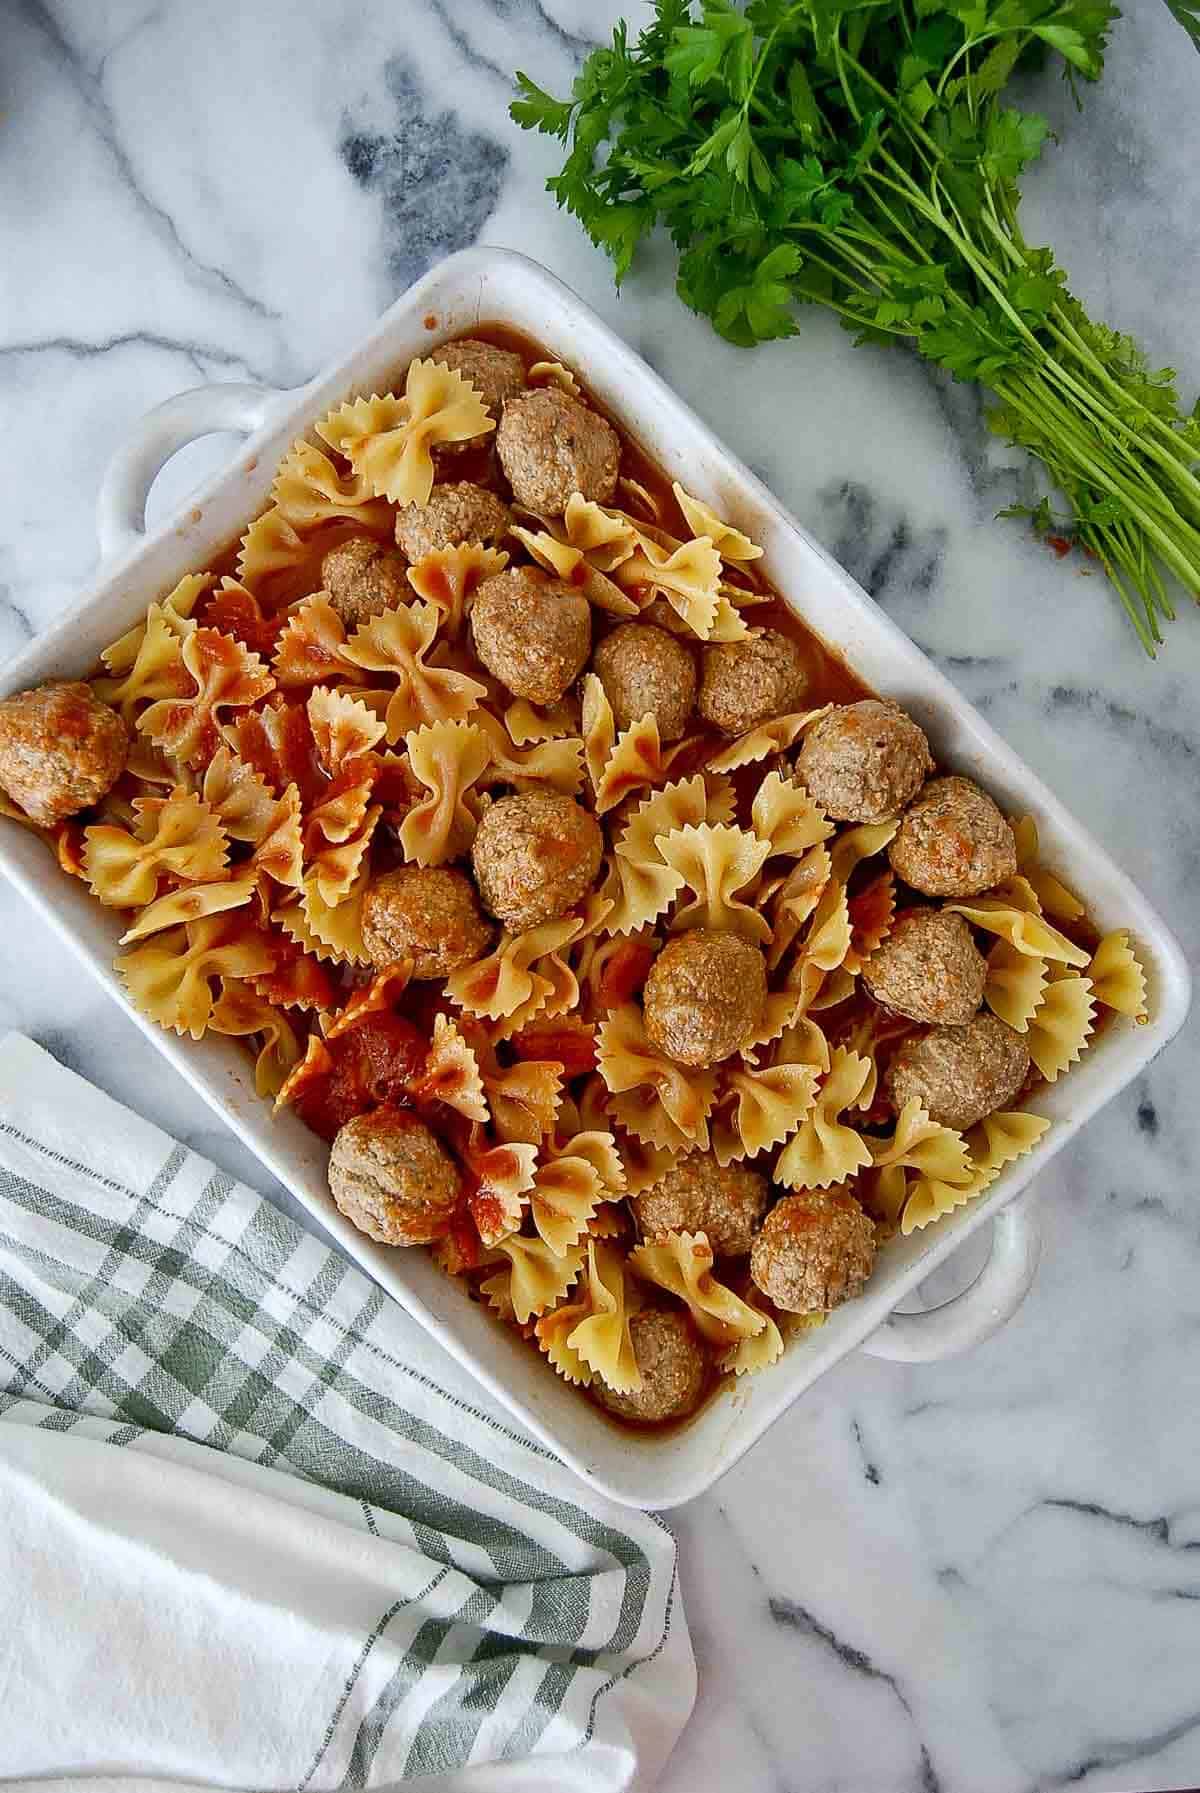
<box><xmin>592</xmin><ymin>1308</ymin><xmax>707</xmax><ymax>1423</ymax></box>
<box><xmin>861</xmin><ymin>907</ymin><xmax>987</xmax><ymax>1027</ymax></box>
<box><xmin>394</xmin><ymin>482</ymin><xmax>512</xmax><ymax>563</ymax></box>
<box><xmin>750</xmin><ymin>1187</ymin><xmax>876</xmax><ymax>1314</ymax></box>
<box><xmin>797</xmin><ymin>699</ymin><xmax>933</xmax><ymax>823</ymax></box>
<box><xmin>471</xmin><ymin>791</ymin><xmax>604</xmax><ymax>933</ymax></box>
<box><xmin>0</xmin><ymin>681</ymin><xmax>127</xmax><ymax>828</ymax></box>
<box><xmin>696</xmin><ymin>629</ymin><xmax>808</xmax><ymax>736</ymax></box>
<box><xmin>429</xmin><ymin>338</ymin><xmax>526</xmax><ymax>447</ymax></box>
<box><xmin>886</xmin><ymin>1011</ymin><xmax>1030</xmax><ymax>1132</ymax></box>
<box><xmin>632</xmin><ymin>1154</ymin><xmax>769</xmax><ymax>1258</ymax></box>
<box><xmin>592</xmin><ymin>622</ymin><xmax>696</xmax><ymax>741</ymax></box>
<box><xmin>643</xmin><ymin>929</ymin><xmax>767</xmax><ymax>1069</ymax></box>
<box><xmin>497</xmin><ymin>389</ymin><xmax>620</xmax><ymax>515</ymax></box>
<box><xmin>361</xmin><ymin>865</ymin><xmax>493</xmax><ymax>979</ymax></box>
<box><xmin>321</xmin><ymin>535</ymin><xmax>408</xmax><ymax>628</ymax></box>
<box><xmin>328</xmin><ymin>1107</ymin><xmax>461</xmax><ymax>1246</ymax></box>
<box><xmin>889</xmin><ymin>775</ymin><xmax>1018</xmax><ymax>898</ymax></box>
<box><xmin>471</xmin><ymin>566</ymin><xmax>591</xmax><ymax>704</ymax></box>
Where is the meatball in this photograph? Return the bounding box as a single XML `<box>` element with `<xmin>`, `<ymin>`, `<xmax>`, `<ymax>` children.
<box><xmin>632</xmin><ymin>1154</ymin><xmax>769</xmax><ymax>1258</ymax></box>
<box><xmin>886</xmin><ymin>1011</ymin><xmax>1030</xmax><ymax>1132</ymax></box>
<box><xmin>321</xmin><ymin>535</ymin><xmax>408</xmax><ymax>628</ymax></box>
<box><xmin>0</xmin><ymin>681</ymin><xmax>127</xmax><ymax>828</ymax></box>
<box><xmin>394</xmin><ymin>481</ymin><xmax>512</xmax><ymax>564</ymax></box>
<box><xmin>361</xmin><ymin>865</ymin><xmax>493</xmax><ymax>979</ymax></box>
<box><xmin>592</xmin><ymin>622</ymin><xmax>697</xmax><ymax>741</ymax></box>
<box><xmin>861</xmin><ymin>907</ymin><xmax>987</xmax><ymax>1027</ymax></box>
<box><xmin>328</xmin><ymin>1107</ymin><xmax>461</xmax><ymax>1247</ymax></box>
<box><xmin>889</xmin><ymin>774</ymin><xmax>1018</xmax><ymax>898</ymax></box>
<box><xmin>797</xmin><ymin>699</ymin><xmax>933</xmax><ymax>823</ymax></box>
<box><xmin>696</xmin><ymin>629</ymin><xmax>808</xmax><ymax>736</ymax></box>
<box><xmin>497</xmin><ymin>388</ymin><xmax>620</xmax><ymax>515</ymax></box>
<box><xmin>470</xmin><ymin>566</ymin><xmax>591</xmax><ymax>705</ymax></box>
<box><xmin>429</xmin><ymin>338</ymin><xmax>526</xmax><ymax>447</ymax></box>
<box><xmin>592</xmin><ymin>1308</ymin><xmax>707</xmax><ymax>1423</ymax></box>
<box><xmin>750</xmin><ymin>1187</ymin><xmax>876</xmax><ymax>1314</ymax></box>
<box><xmin>643</xmin><ymin>929</ymin><xmax>767</xmax><ymax>1069</ymax></box>
<box><xmin>471</xmin><ymin>791</ymin><xmax>604</xmax><ymax>933</ymax></box>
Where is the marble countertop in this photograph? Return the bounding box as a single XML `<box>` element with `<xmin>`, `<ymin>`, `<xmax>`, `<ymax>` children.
<box><xmin>3</xmin><ymin>3</ymin><xmax>1199</xmax><ymax>1789</ymax></box>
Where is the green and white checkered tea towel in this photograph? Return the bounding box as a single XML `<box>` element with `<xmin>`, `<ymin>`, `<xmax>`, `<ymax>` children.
<box><xmin>0</xmin><ymin>1032</ymin><xmax>694</xmax><ymax>1792</ymax></box>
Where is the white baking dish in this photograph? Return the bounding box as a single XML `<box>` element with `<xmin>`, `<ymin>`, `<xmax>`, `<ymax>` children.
<box><xmin>0</xmin><ymin>248</ymin><xmax>1189</xmax><ymax>1508</ymax></box>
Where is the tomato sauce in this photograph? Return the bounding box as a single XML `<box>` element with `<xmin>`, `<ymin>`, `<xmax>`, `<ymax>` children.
<box><xmin>127</xmin><ymin>321</ymin><xmax>1114</xmax><ymax>1436</ymax></box>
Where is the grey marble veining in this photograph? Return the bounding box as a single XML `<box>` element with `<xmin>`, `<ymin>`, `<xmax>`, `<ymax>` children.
<box><xmin>2</xmin><ymin>3</ymin><xmax>1199</xmax><ymax>1789</ymax></box>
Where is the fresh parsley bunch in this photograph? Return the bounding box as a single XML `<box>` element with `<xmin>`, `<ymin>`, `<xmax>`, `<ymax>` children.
<box><xmin>513</xmin><ymin>1</ymin><xmax>1200</xmax><ymax>655</ymax></box>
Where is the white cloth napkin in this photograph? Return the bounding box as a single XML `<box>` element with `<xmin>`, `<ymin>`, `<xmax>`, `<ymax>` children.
<box><xmin>0</xmin><ymin>1033</ymin><xmax>694</xmax><ymax>1792</ymax></box>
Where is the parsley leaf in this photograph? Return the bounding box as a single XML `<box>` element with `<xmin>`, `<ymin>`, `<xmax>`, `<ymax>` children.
<box><xmin>1162</xmin><ymin>0</ymin><xmax>1200</xmax><ymax>52</ymax></box>
<box><xmin>510</xmin><ymin>0</ymin><xmax>1200</xmax><ymax>654</ymax></box>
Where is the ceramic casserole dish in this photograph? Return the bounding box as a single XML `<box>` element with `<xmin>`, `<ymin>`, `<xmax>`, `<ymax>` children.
<box><xmin>0</xmin><ymin>247</ymin><xmax>1189</xmax><ymax>1508</ymax></box>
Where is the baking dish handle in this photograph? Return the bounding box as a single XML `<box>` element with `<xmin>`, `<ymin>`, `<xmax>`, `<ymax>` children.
<box><xmin>96</xmin><ymin>382</ymin><xmax>287</xmax><ymax>562</ymax></box>
<box><xmin>859</xmin><ymin>1194</ymin><xmax>1041</xmax><ymax>1362</ymax></box>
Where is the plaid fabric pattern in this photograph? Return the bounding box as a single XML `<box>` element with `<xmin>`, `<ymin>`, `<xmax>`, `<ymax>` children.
<box><xmin>0</xmin><ymin>1038</ymin><xmax>685</xmax><ymax>1786</ymax></box>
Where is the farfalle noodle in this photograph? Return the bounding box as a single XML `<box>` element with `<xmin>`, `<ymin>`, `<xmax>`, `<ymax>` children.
<box><xmin>307</xmin><ymin>686</ymin><xmax>387</xmax><ymax>772</ymax></box>
<box><xmin>270</xmin><ymin>438</ymin><xmax>394</xmax><ymax>532</ymax></box>
<box><xmin>407</xmin><ymin>543</ymin><xmax>509</xmax><ymax>640</ymax></box>
<box><xmin>503</xmin><ymin>696</ymin><xmax>580</xmax><ymax>747</ymax></box>
<box><xmin>656</xmin><ymin>822</ymin><xmax>771</xmax><ymax>943</ymax></box>
<box><xmin>94</xmin><ymin>599</ymin><xmax>193</xmax><ymax>722</ymax></box>
<box><xmin>774</xmin><ymin>1047</ymin><xmax>873</xmax><ymax>1189</ymax></box>
<box><xmin>285</xmin><ymin>865</ymin><xmax>372</xmax><ymax>966</ymax></box>
<box><xmin>510</xmin><ymin>525</ymin><xmax>638</xmax><ymax>617</ymax></box>
<box><xmin>601</xmin><ymin>774</ymin><xmax>731</xmax><ymax>936</ymax></box>
<box><xmin>117</xmin><ymin>911</ymin><xmax>275</xmax><ymax>1040</ymax></box>
<box><xmin>707</xmin><ymin>705</ymin><xmax>831</xmax><ymax>773</ymax></box>
<box><xmin>563</xmin><ymin>1240</ymin><xmax>641</xmax><ymax>1392</ymax></box>
<box><xmin>272</xmin><ymin>599</ymin><xmax>359</xmax><ymax>690</ymax></box>
<box><xmin>101</xmin><ymin>576</ymin><xmax>207</xmax><ymax>679</ymax></box>
<box><xmin>983</xmin><ymin>940</ymin><xmax>1049</xmax><ymax>1032</ymax></box>
<box><xmin>871</xmin><ymin>1098</ymin><xmax>972</xmax><ymax>1186</ymax></box>
<box><xmin>672</xmin><ymin>483</ymin><xmax>764</xmax><ymax>565</ymax></box>
<box><xmin>629</xmin><ymin>1230</ymin><xmax>765</xmax><ymax>1346</ymax></box>
<box><xmin>118</xmin><ymin>872</ymin><xmax>259</xmax><ymax>944</ymax></box>
<box><xmin>473</xmin><ymin>709</ymin><xmax>584</xmax><ymax>797</ymax></box>
<box><xmin>467</xmin><ymin>1138</ymin><xmax>539</xmax><ymax>1248</ymax></box>
<box><xmin>1027</xmin><ymin>973</ymin><xmax>1096</xmax><ymax>1081</ymax></box>
<box><xmin>209</xmin><ymin>979</ymin><xmax>302</xmax><ymax>1100</ymax></box>
<box><xmin>711</xmin><ymin>1062</ymin><xmax>819</xmax><ymax>1166</ymax></box>
<box><xmin>411</xmin><ymin>1012</ymin><xmax>489</xmax><ymax>1123</ymax></box>
<box><xmin>481</xmin><ymin>1234</ymin><xmax>585</xmax><ymax>1326</ymax></box>
<box><xmin>1088</xmin><ymin>930</ymin><xmax>1148</xmax><ymax>1020</ymax></box>
<box><xmin>237</xmin><ymin>508</ymin><xmax>309</xmax><ymax>592</ymax></box>
<box><xmin>140</xmin><ymin>627</ymin><xmax>274</xmax><ymax>767</ymax></box>
<box><xmin>342</xmin><ymin>603</ymin><xmax>487</xmax><ymax>741</ymax></box>
<box><xmin>946</xmin><ymin>893</ymin><xmax>1090</xmax><ymax>968</ymax></box>
<box><xmin>481</xmin><ymin>1055</ymin><xmax>563</xmax><ymax>1145</ymax></box>
<box><xmin>1012</xmin><ymin>815</ymin><xmax>1085</xmax><ymax>922</ymax></box>
<box><xmin>447</xmin><ymin>914</ymin><xmax>582</xmax><ymax>1024</ymax></box>
<box><xmin>527</xmin><ymin>359</ymin><xmax>582</xmax><ymax>398</ymax></box>
<box><xmin>83</xmin><ymin>790</ymin><xmax>228</xmax><ymax>908</ymax></box>
<box><xmin>596</xmin><ymin>1004</ymin><xmax>718</xmax><ymax>1150</ymax></box>
<box><xmin>901</xmin><ymin>1110</ymin><xmax>1051</xmax><ymax>1234</ymax></box>
<box><xmin>315</xmin><ymin>360</ymin><xmax>494</xmax><ymax>507</ymax></box>
<box><xmin>400</xmin><ymin>719</ymin><xmax>490</xmax><ymax>867</ymax></box>
<box><xmin>581</xmin><ymin>674</ymin><xmax>689</xmax><ymax>815</ymax></box>
<box><xmin>529</xmin><ymin>1130</ymin><xmax>623</xmax><ymax>1256</ymax></box>
<box><xmin>615</xmin><ymin>535</ymin><xmax>722</xmax><ymax>639</ymax></box>
<box><xmin>750</xmin><ymin>770</ymin><xmax>833</xmax><ymax>859</ymax></box>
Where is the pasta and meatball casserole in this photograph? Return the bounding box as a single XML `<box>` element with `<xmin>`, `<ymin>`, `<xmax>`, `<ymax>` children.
<box><xmin>0</xmin><ymin>331</ymin><xmax>1149</xmax><ymax>1428</ymax></box>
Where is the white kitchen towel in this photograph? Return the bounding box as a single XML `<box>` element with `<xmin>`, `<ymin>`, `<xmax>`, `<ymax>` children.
<box><xmin>0</xmin><ymin>1032</ymin><xmax>694</xmax><ymax>1792</ymax></box>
